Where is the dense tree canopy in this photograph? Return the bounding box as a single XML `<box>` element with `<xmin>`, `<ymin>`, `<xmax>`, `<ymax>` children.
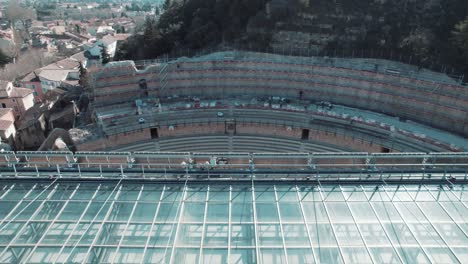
<box><xmin>115</xmin><ymin>0</ymin><xmax>269</xmax><ymax>60</ymax></box>
<box><xmin>115</xmin><ymin>0</ymin><xmax>468</xmax><ymax>80</ymax></box>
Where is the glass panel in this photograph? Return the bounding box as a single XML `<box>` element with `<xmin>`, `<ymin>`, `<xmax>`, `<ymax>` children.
<box><xmin>314</xmin><ymin>247</ymin><xmax>343</xmax><ymax>264</ymax></box>
<box><xmin>178</xmin><ymin>224</ymin><xmax>203</xmax><ymax>246</ymax></box>
<box><xmin>341</xmin><ymin>247</ymin><xmax>373</xmax><ymax>264</ymax></box>
<box><xmin>287</xmin><ymin>248</ymin><xmax>315</xmax><ymax>264</ymax></box>
<box><xmin>160</xmin><ymin>186</ymin><xmax>183</xmax><ymax>202</ymax></box>
<box><xmin>256</xmin><ymin>203</ymin><xmax>278</xmax><ymax>222</ymax></box>
<box><xmin>332</xmin><ymin>223</ymin><xmax>365</xmax><ymax>246</ymax></box>
<box><xmin>0</xmin><ymin>201</ymin><xmax>18</xmax><ymax>218</ymax></box>
<box><xmin>149</xmin><ymin>224</ymin><xmax>175</xmax><ymax>246</ymax></box>
<box><xmin>359</xmin><ymin>223</ymin><xmax>392</xmax><ymax>245</ymax></box>
<box><xmin>255</xmin><ymin>186</ymin><xmax>276</xmax><ymax>202</ymax></box>
<box><xmin>131</xmin><ymin>202</ymin><xmax>157</xmax><ymax>222</ymax></box>
<box><xmin>144</xmin><ymin>248</ymin><xmax>170</xmax><ymax>264</ymax></box>
<box><xmin>384</xmin><ymin>223</ymin><xmax>419</xmax><ymax>246</ymax></box>
<box><xmin>70</xmin><ymin>185</ymin><xmax>98</xmax><ymax>200</ymax></box>
<box><xmin>33</xmin><ymin>201</ymin><xmax>65</xmax><ymax>220</ymax></box>
<box><xmin>201</xmin><ymin>249</ymin><xmax>228</xmax><ymax>264</ymax></box>
<box><xmin>230</xmin><ymin>249</ymin><xmax>256</xmax><ymax>264</ymax></box>
<box><xmin>156</xmin><ymin>203</ymin><xmax>180</xmax><ymax>222</ymax></box>
<box><xmin>0</xmin><ymin>222</ymin><xmax>23</xmax><ymax>244</ymax></box>
<box><xmin>298</xmin><ymin>187</ymin><xmax>321</xmax><ymax>202</ymax></box>
<box><xmin>67</xmin><ymin>223</ymin><xmax>100</xmax><ymax>245</ymax></box>
<box><xmin>57</xmin><ymin>247</ymin><xmax>88</xmax><ymax>263</ymax></box>
<box><xmin>185</xmin><ymin>189</ymin><xmax>206</xmax><ymax>203</ymax></box>
<box><xmin>259</xmin><ymin>248</ymin><xmax>286</xmax><ymax>264</ymax></box>
<box><xmin>231</xmin><ymin>224</ymin><xmax>255</xmax><ymax>247</ymax></box>
<box><xmin>302</xmin><ymin>202</ymin><xmax>329</xmax><ymax>223</ymax></box>
<box><xmin>321</xmin><ymin>187</ymin><xmax>344</xmax><ymax>201</ymax></box>
<box><xmin>372</xmin><ymin>202</ymin><xmax>402</xmax><ymax>222</ymax></box>
<box><xmin>368</xmin><ymin>247</ymin><xmax>401</xmax><ymax>264</ymax></box>
<box><xmin>50</xmin><ymin>185</ymin><xmax>77</xmax><ymax>200</ymax></box>
<box><xmin>87</xmin><ymin>247</ymin><xmax>117</xmax><ymax>263</ymax></box>
<box><xmin>113</xmin><ymin>247</ymin><xmax>144</xmax><ymax>264</ymax></box>
<box><xmin>59</xmin><ymin>201</ymin><xmax>87</xmax><ymax>220</ymax></box>
<box><xmin>207</xmin><ymin>186</ymin><xmax>229</xmax><ymax>201</ymax></box>
<box><xmin>96</xmin><ymin>223</ymin><xmax>126</xmax><ymax>245</ymax></box>
<box><xmin>43</xmin><ymin>222</ymin><xmax>75</xmax><ymax>245</ymax></box>
<box><xmin>326</xmin><ymin>202</ymin><xmax>353</xmax><ymax>222</ymax></box>
<box><xmin>2</xmin><ymin>184</ymin><xmax>33</xmax><ymax>200</ymax></box>
<box><xmin>407</xmin><ymin>223</ymin><xmax>445</xmax><ymax>246</ymax></box>
<box><xmin>342</xmin><ymin>187</ymin><xmax>368</xmax><ymax>201</ymax></box>
<box><xmin>109</xmin><ymin>202</ymin><xmax>135</xmax><ymax>221</ymax></box>
<box><xmin>258</xmin><ymin>224</ymin><xmax>283</xmax><ymax>246</ymax></box>
<box><xmin>439</xmin><ymin>202</ymin><xmax>467</xmax><ymax>222</ymax></box>
<box><xmin>27</xmin><ymin>247</ymin><xmax>61</xmax><ymax>264</ymax></box>
<box><xmin>14</xmin><ymin>222</ymin><xmax>49</xmax><ymax>244</ymax></box>
<box><xmin>395</xmin><ymin>202</ymin><xmax>428</xmax><ymax>222</ymax></box>
<box><xmin>231</xmin><ymin>187</ymin><xmax>252</xmax><ymax>203</ymax></box>
<box><xmin>282</xmin><ymin>224</ymin><xmax>309</xmax><ymax>246</ymax></box>
<box><xmin>121</xmin><ymin>224</ymin><xmax>150</xmax><ymax>246</ymax></box>
<box><xmin>117</xmin><ymin>185</ymin><xmax>141</xmax><ymax>201</ymax></box>
<box><xmin>452</xmin><ymin>247</ymin><xmax>468</xmax><ymax>262</ymax></box>
<box><xmin>349</xmin><ymin>202</ymin><xmax>378</xmax><ymax>222</ymax></box>
<box><xmin>182</xmin><ymin>202</ymin><xmax>205</xmax><ymax>222</ymax></box>
<box><xmin>278</xmin><ymin>202</ymin><xmax>302</xmax><ymax>222</ymax></box>
<box><xmin>174</xmin><ymin>248</ymin><xmax>199</xmax><ymax>264</ymax></box>
<box><xmin>396</xmin><ymin>247</ymin><xmax>430</xmax><ymax>264</ymax></box>
<box><xmin>231</xmin><ymin>202</ymin><xmax>253</xmax><ymax>223</ymax></box>
<box><xmin>139</xmin><ymin>186</ymin><xmax>163</xmax><ymax>201</ymax></box>
<box><xmin>206</xmin><ymin>203</ymin><xmax>229</xmax><ymax>222</ymax></box>
<box><xmin>276</xmin><ymin>187</ymin><xmax>299</xmax><ymax>202</ymax></box>
<box><xmin>433</xmin><ymin>223</ymin><xmax>468</xmax><ymax>246</ymax></box>
<box><xmin>308</xmin><ymin>223</ymin><xmax>339</xmax><ymax>247</ymax></box>
<box><xmin>10</xmin><ymin>201</ymin><xmax>41</xmax><ymax>220</ymax></box>
<box><xmin>418</xmin><ymin>202</ymin><xmax>451</xmax><ymax>222</ymax></box>
<box><xmin>203</xmin><ymin>224</ymin><xmax>228</xmax><ymax>246</ymax></box>
<box><xmin>425</xmin><ymin>247</ymin><xmax>460</xmax><ymax>263</ymax></box>
<box><xmin>82</xmin><ymin>202</ymin><xmax>112</xmax><ymax>221</ymax></box>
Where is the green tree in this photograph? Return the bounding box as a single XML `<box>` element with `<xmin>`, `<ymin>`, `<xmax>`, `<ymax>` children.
<box><xmin>452</xmin><ymin>17</ymin><xmax>468</xmax><ymax>60</ymax></box>
<box><xmin>78</xmin><ymin>62</ymin><xmax>90</xmax><ymax>94</ymax></box>
<box><xmin>0</xmin><ymin>49</ymin><xmax>11</xmax><ymax>68</ymax></box>
<box><xmin>100</xmin><ymin>44</ymin><xmax>111</xmax><ymax>65</ymax></box>
<box><xmin>163</xmin><ymin>0</ymin><xmax>171</xmax><ymax>11</ymax></box>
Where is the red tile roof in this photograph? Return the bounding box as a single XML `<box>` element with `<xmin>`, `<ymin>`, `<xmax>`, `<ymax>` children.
<box><xmin>9</xmin><ymin>88</ymin><xmax>33</xmax><ymax>98</ymax></box>
<box><xmin>0</xmin><ymin>119</ymin><xmax>13</xmax><ymax>131</ymax></box>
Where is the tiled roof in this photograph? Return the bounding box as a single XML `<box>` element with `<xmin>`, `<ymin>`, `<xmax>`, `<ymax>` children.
<box><xmin>38</xmin><ymin>70</ymin><xmax>71</xmax><ymax>82</ymax></box>
<box><xmin>0</xmin><ymin>119</ymin><xmax>13</xmax><ymax>131</ymax></box>
<box><xmin>9</xmin><ymin>88</ymin><xmax>33</xmax><ymax>98</ymax></box>
<box><xmin>21</xmin><ymin>71</ymin><xmax>40</xmax><ymax>82</ymax></box>
<box><xmin>42</xmin><ymin>57</ymin><xmax>80</xmax><ymax>71</ymax></box>
<box><xmin>0</xmin><ymin>80</ymin><xmax>10</xmax><ymax>98</ymax></box>
<box><xmin>0</xmin><ymin>108</ymin><xmax>12</xmax><ymax>118</ymax></box>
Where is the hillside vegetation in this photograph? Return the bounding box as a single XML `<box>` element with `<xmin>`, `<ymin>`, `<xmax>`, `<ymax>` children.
<box><xmin>115</xmin><ymin>0</ymin><xmax>468</xmax><ymax>79</ymax></box>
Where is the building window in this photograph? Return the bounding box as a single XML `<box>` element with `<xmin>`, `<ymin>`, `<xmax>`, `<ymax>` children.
<box><xmin>1</xmin><ymin>103</ymin><xmax>5</xmax><ymax>108</ymax></box>
<box><xmin>33</xmin><ymin>91</ymin><xmax>38</xmax><ymax>96</ymax></box>
<box><xmin>32</xmin><ymin>84</ymin><xmax>36</xmax><ymax>89</ymax></box>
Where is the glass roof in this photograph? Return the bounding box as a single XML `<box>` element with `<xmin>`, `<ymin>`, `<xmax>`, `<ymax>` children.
<box><xmin>0</xmin><ymin>181</ymin><xmax>466</xmax><ymax>263</ymax></box>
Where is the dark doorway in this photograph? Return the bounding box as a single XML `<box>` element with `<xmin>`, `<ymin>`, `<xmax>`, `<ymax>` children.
<box><xmin>381</xmin><ymin>147</ymin><xmax>390</xmax><ymax>153</ymax></box>
<box><xmin>301</xmin><ymin>129</ymin><xmax>310</xmax><ymax>140</ymax></box>
<box><xmin>150</xmin><ymin>128</ymin><xmax>159</xmax><ymax>139</ymax></box>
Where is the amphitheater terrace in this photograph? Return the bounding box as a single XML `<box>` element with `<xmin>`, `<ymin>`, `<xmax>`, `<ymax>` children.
<box><xmin>65</xmin><ymin>51</ymin><xmax>468</xmax><ymax>154</ymax></box>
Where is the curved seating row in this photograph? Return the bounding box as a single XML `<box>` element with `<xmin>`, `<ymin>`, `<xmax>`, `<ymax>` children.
<box><xmin>92</xmin><ymin>55</ymin><xmax>468</xmax><ymax>136</ymax></box>
<box><xmin>110</xmin><ymin>135</ymin><xmax>348</xmax><ymax>153</ymax></box>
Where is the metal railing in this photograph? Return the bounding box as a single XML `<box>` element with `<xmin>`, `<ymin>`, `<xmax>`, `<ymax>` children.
<box><xmin>0</xmin><ymin>151</ymin><xmax>466</xmax><ymax>182</ymax></box>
